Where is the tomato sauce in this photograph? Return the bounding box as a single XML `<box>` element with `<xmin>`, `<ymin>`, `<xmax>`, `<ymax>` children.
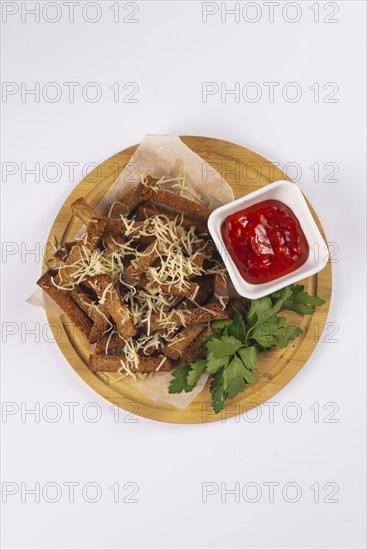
<box><xmin>221</xmin><ymin>200</ymin><xmax>309</xmax><ymax>284</ymax></box>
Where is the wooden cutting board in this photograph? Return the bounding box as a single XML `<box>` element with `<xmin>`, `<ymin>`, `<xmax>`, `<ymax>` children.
<box><xmin>42</xmin><ymin>136</ymin><xmax>332</xmax><ymax>423</ymax></box>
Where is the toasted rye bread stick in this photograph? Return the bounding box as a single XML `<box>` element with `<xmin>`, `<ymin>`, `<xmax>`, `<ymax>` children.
<box><xmin>145</xmin><ymin>252</ymin><xmax>203</xmax><ymax>300</ymax></box>
<box><xmin>214</xmin><ymin>273</ymin><xmax>229</xmax><ymax>306</ymax></box>
<box><xmin>147</xmin><ymin>302</ymin><xmax>228</xmax><ymax>334</ymax></box>
<box><xmin>162</xmin><ymin>323</ymin><xmax>207</xmax><ymax>360</ymax></box>
<box><xmin>191</xmin><ymin>253</ymin><xmax>205</xmax><ymax>273</ymax></box>
<box><xmin>134</xmin><ymin>183</ymin><xmax>211</xmax><ymax>222</ymax></box>
<box><xmin>89</xmin><ymin>354</ymin><xmax>172</xmax><ymax>373</ymax></box>
<box><xmin>139</xmin><ymin>276</ymin><xmax>199</xmax><ymax>300</ymax></box>
<box><xmin>101</xmin><ymin>217</ymin><xmax>142</xmax><ymax>235</ymax></box>
<box><xmin>54</xmin><ymin>241</ymin><xmax>74</xmax><ymax>261</ymax></box>
<box><xmin>103</xmin><ymin>188</ymin><xmax>142</xmax><ymax>218</ymax></box>
<box><xmin>103</xmin><ymin>233</ymin><xmax>126</xmax><ymax>252</ymax></box>
<box><xmin>104</xmin><ymin>201</ymin><xmax>128</xmax><ymax>219</ymax></box>
<box><xmin>71</xmin><ymin>286</ymin><xmax>111</xmax><ymax>343</ymax></box>
<box><xmin>84</xmin><ymin>275</ymin><xmax>137</xmax><ymax>338</ymax></box>
<box><xmin>181</xmin><ymin>326</ymin><xmax>213</xmax><ymax>364</ymax></box>
<box><xmin>81</xmin><ymin>219</ymin><xmax>106</xmax><ymax>252</ymax></box>
<box><xmin>95</xmin><ymin>332</ymin><xmax>126</xmax><ymax>354</ymax></box>
<box><xmin>71</xmin><ymin>197</ymin><xmax>100</xmax><ymax>225</ymax></box>
<box><xmin>115</xmin><ymin>187</ymin><xmax>144</xmax><ymax>217</ymax></box>
<box><xmin>101</xmin><ymin>217</ymin><xmax>154</xmax><ymax>244</ymax></box>
<box><xmin>54</xmin><ymin>244</ymin><xmax>85</xmax><ymax>287</ymax></box>
<box><xmin>71</xmin><ymin>201</ymin><xmax>133</xmax><ymax>239</ymax></box>
<box><xmin>165</xmin><ymin>276</ymin><xmax>214</xmax><ymax>345</ymax></box>
<box><xmin>53</xmin><ymin>221</ymin><xmax>105</xmax><ymax>287</ymax></box>
<box><xmin>37</xmin><ymin>271</ymin><xmax>92</xmax><ymax>339</ymax></box>
<box><xmin>121</xmin><ymin>241</ymin><xmax>163</xmax><ymax>285</ymax></box>
<box><xmin>177</xmin><ymin>276</ymin><xmax>214</xmax><ymax>310</ymax></box>
<box><xmin>54</xmin><ymin>248</ymin><xmax>69</xmax><ymax>262</ymax></box>
<box><xmin>134</xmin><ymin>203</ymin><xmax>208</xmax><ymax>235</ymax></box>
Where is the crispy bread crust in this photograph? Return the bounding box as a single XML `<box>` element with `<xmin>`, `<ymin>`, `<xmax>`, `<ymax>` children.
<box><xmin>70</xmin><ymin>286</ymin><xmax>110</xmax><ymax>343</ymax></box>
<box><xmin>71</xmin><ymin>197</ymin><xmax>100</xmax><ymax>225</ymax></box>
<box><xmin>134</xmin><ymin>183</ymin><xmax>211</xmax><ymax>222</ymax></box>
<box><xmin>89</xmin><ymin>354</ymin><xmax>172</xmax><ymax>373</ymax></box>
<box><xmin>162</xmin><ymin>323</ymin><xmax>206</xmax><ymax>360</ymax></box>
<box><xmin>37</xmin><ymin>271</ymin><xmax>92</xmax><ymax>339</ymax></box>
<box><xmin>148</xmin><ymin>302</ymin><xmax>228</xmax><ymax>333</ymax></box>
<box><xmin>84</xmin><ymin>275</ymin><xmax>137</xmax><ymax>338</ymax></box>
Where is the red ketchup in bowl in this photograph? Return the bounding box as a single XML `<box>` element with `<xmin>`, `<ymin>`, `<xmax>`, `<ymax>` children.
<box><xmin>221</xmin><ymin>200</ymin><xmax>309</xmax><ymax>284</ymax></box>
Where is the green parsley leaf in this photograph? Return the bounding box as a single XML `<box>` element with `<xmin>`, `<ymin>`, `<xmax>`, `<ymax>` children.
<box><xmin>223</xmin><ymin>356</ymin><xmax>246</xmax><ymax>398</ymax></box>
<box><xmin>228</xmin><ymin>312</ymin><xmax>246</xmax><ymax>343</ymax></box>
<box><xmin>251</xmin><ymin>316</ymin><xmax>302</xmax><ymax>348</ymax></box>
<box><xmin>271</xmin><ymin>284</ymin><xmax>326</xmax><ymax>315</ymax></box>
<box><xmin>186</xmin><ymin>359</ymin><xmax>207</xmax><ymax>388</ymax></box>
<box><xmin>169</xmin><ymin>359</ymin><xmax>207</xmax><ymax>394</ymax></box>
<box><xmin>241</xmin><ymin>367</ymin><xmax>256</xmax><ymax>384</ymax></box>
<box><xmin>205</xmin><ymin>335</ymin><xmax>243</xmax><ymax>358</ymax></box>
<box><xmin>237</xmin><ymin>346</ymin><xmax>257</xmax><ymax>371</ymax></box>
<box><xmin>211</xmin><ymin>319</ymin><xmax>233</xmax><ymax>331</ymax></box>
<box><xmin>210</xmin><ymin>370</ymin><xmax>227</xmax><ymax>413</ymax></box>
<box><xmin>206</xmin><ymin>353</ymin><xmax>229</xmax><ymax>374</ymax></box>
<box><xmin>270</xmin><ymin>286</ymin><xmax>295</xmax><ymax>314</ymax></box>
<box><xmin>168</xmin><ymin>365</ymin><xmax>191</xmax><ymax>394</ymax></box>
<box><xmin>223</xmin><ymin>355</ymin><xmax>256</xmax><ymax>399</ymax></box>
<box><xmin>246</xmin><ymin>296</ymin><xmax>272</xmax><ymax>326</ymax></box>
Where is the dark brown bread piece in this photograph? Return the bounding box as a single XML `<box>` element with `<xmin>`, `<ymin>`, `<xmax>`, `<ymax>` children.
<box><xmin>181</xmin><ymin>326</ymin><xmax>213</xmax><ymax>364</ymax></box>
<box><xmin>134</xmin><ymin>183</ymin><xmax>211</xmax><ymax>222</ymax></box>
<box><xmin>102</xmin><ymin>217</ymin><xmax>142</xmax><ymax>236</ymax></box>
<box><xmin>71</xmin><ymin>286</ymin><xmax>110</xmax><ymax>343</ymax></box>
<box><xmin>83</xmin><ymin>219</ymin><xmax>106</xmax><ymax>251</ymax></box>
<box><xmin>71</xmin><ymin>197</ymin><xmax>100</xmax><ymax>225</ymax></box>
<box><xmin>53</xmin><ymin>244</ymin><xmax>85</xmax><ymax>287</ymax></box>
<box><xmin>135</xmin><ymin>203</ymin><xmax>208</xmax><ymax>235</ymax></box>
<box><xmin>53</xmin><ymin>221</ymin><xmax>105</xmax><ymax>287</ymax></box>
<box><xmin>95</xmin><ymin>332</ymin><xmax>125</xmax><ymax>354</ymax></box>
<box><xmin>190</xmin><ymin>253</ymin><xmax>205</xmax><ymax>273</ymax></box>
<box><xmin>37</xmin><ymin>271</ymin><xmax>92</xmax><ymax>339</ymax></box>
<box><xmin>104</xmin><ymin>188</ymin><xmax>142</xmax><ymax>218</ymax></box>
<box><xmin>162</xmin><ymin>323</ymin><xmax>206</xmax><ymax>360</ymax></box>
<box><xmin>104</xmin><ymin>233</ymin><xmax>126</xmax><ymax>252</ymax></box>
<box><xmin>121</xmin><ymin>241</ymin><xmax>163</xmax><ymax>285</ymax></box>
<box><xmin>139</xmin><ymin>276</ymin><xmax>199</xmax><ymax>300</ymax></box>
<box><xmin>177</xmin><ymin>276</ymin><xmax>214</xmax><ymax>310</ymax></box>
<box><xmin>101</xmin><ymin>217</ymin><xmax>154</xmax><ymax>245</ymax></box>
<box><xmin>214</xmin><ymin>273</ymin><xmax>229</xmax><ymax>305</ymax></box>
<box><xmin>71</xmin><ymin>199</ymin><xmax>122</xmax><ymax>250</ymax></box>
<box><xmin>54</xmin><ymin>248</ymin><xmax>69</xmax><ymax>262</ymax></box>
<box><xmin>89</xmin><ymin>354</ymin><xmax>172</xmax><ymax>373</ymax></box>
<box><xmin>84</xmin><ymin>275</ymin><xmax>137</xmax><ymax>338</ymax></box>
<box><xmin>104</xmin><ymin>201</ymin><xmax>128</xmax><ymax>219</ymax></box>
<box><xmin>54</xmin><ymin>241</ymin><xmax>74</xmax><ymax>261</ymax></box>
<box><xmin>147</xmin><ymin>302</ymin><xmax>228</xmax><ymax>333</ymax></box>
<box><xmin>118</xmin><ymin>186</ymin><xmax>145</xmax><ymax>216</ymax></box>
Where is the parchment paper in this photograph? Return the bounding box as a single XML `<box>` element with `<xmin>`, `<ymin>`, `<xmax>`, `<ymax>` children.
<box><xmin>97</xmin><ymin>134</ymin><xmax>233</xmax><ymax>212</ymax></box>
<box><xmin>31</xmin><ymin>135</ymin><xmax>234</xmax><ymax>409</ymax></box>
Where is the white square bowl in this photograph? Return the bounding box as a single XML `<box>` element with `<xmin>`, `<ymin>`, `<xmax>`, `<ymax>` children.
<box><xmin>207</xmin><ymin>180</ymin><xmax>329</xmax><ymax>299</ymax></box>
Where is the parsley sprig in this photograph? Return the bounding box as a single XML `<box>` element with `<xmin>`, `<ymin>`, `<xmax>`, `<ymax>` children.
<box><xmin>168</xmin><ymin>284</ymin><xmax>325</xmax><ymax>413</ymax></box>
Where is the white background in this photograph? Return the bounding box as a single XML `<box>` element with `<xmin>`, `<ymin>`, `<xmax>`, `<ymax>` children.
<box><xmin>1</xmin><ymin>1</ymin><xmax>366</xmax><ymax>549</ymax></box>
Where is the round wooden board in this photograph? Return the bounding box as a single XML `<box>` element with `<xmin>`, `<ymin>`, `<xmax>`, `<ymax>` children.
<box><xmin>42</xmin><ymin>136</ymin><xmax>332</xmax><ymax>424</ymax></box>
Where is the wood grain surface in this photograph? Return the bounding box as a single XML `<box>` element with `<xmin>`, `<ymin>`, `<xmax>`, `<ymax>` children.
<box><xmin>41</xmin><ymin>136</ymin><xmax>332</xmax><ymax>424</ymax></box>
